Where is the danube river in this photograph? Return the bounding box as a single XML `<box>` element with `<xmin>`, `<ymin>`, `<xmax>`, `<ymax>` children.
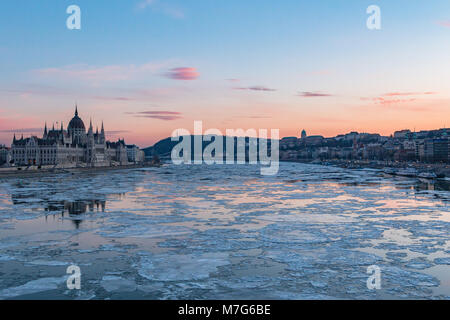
<box><xmin>0</xmin><ymin>163</ymin><xmax>448</xmax><ymax>299</ymax></box>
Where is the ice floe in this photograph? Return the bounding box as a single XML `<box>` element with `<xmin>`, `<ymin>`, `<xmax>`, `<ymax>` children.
<box><xmin>0</xmin><ymin>162</ymin><xmax>448</xmax><ymax>299</ymax></box>
<box><xmin>138</xmin><ymin>252</ymin><xmax>230</xmax><ymax>281</ymax></box>
<box><xmin>0</xmin><ymin>277</ymin><xmax>67</xmax><ymax>299</ymax></box>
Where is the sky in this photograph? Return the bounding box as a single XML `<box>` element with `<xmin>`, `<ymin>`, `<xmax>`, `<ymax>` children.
<box><xmin>0</xmin><ymin>0</ymin><xmax>449</xmax><ymax>147</ymax></box>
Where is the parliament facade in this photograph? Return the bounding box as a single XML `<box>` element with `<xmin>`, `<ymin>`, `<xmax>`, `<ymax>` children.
<box><xmin>10</xmin><ymin>106</ymin><xmax>139</xmax><ymax>167</ymax></box>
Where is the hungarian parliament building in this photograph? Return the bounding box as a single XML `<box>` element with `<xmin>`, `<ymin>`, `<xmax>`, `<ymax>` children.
<box><xmin>10</xmin><ymin>106</ymin><xmax>144</xmax><ymax>167</ymax></box>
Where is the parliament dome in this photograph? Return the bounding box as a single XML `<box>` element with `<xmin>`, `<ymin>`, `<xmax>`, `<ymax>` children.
<box><xmin>68</xmin><ymin>106</ymin><xmax>86</xmax><ymax>130</ymax></box>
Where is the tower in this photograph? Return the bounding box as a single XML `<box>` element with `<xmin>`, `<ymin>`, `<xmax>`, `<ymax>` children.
<box><xmin>301</xmin><ymin>129</ymin><xmax>307</xmax><ymax>139</ymax></box>
<box><xmin>86</xmin><ymin>118</ymin><xmax>96</xmax><ymax>165</ymax></box>
<box><xmin>100</xmin><ymin>121</ymin><xmax>105</xmax><ymax>144</ymax></box>
<box><xmin>68</xmin><ymin>104</ymin><xmax>87</xmax><ymax>145</ymax></box>
<box><xmin>88</xmin><ymin>118</ymin><xmax>94</xmax><ymax>141</ymax></box>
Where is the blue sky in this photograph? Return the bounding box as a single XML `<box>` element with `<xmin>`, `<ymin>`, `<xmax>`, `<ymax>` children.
<box><xmin>1</xmin><ymin>0</ymin><xmax>450</xmax><ymax>146</ymax></box>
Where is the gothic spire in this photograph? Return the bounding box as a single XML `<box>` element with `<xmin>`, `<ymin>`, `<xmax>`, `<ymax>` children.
<box><xmin>75</xmin><ymin>104</ymin><xmax>78</xmax><ymax>117</ymax></box>
<box><xmin>88</xmin><ymin>118</ymin><xmax>93</xmax><ymax>135</ymax></box>
<box><xmin>44</xmin><ymin>122</ymin><xmax>48</xmax><ymax>136</ymax></box>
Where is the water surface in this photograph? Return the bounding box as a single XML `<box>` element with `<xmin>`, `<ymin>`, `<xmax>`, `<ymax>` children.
<box><xmin>0</xmin><ymin>163</ymin><xmax>448</xmax><ymax>299</ymax></box>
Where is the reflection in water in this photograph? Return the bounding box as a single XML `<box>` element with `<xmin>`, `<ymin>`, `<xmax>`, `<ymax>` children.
<box><xmin>345</xmin><ymin>176</ymin><xmax>450</xmax><ymax>192</ymax></box>
<box><xmin>333</xmin><ymin>174</ymin><xmax>449</xmax><ymax>201</ymax></box>
<box><xmin>62</xmin><ymin>200</ymin><xmax>106</xmax><ymax>215</ymax></box>
<box><xmin>61</xmin><ymin>200</ymin><xmax>106</xmax><ymax>228</ymax></box>
<box><xmin>11</xmin><ymin>195</ymin><xmax>106</xmax><ymax>228</ymax></box>
<box><xmin>415</xmin><ymin>179</ymin><xmax>450</xmax><ymax>192</ymax></box>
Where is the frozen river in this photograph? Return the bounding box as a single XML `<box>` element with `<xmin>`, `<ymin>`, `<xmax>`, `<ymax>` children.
<box><xmin>0</xmin><ymin>162</ymin><xmax>449</xmax><ymax>299</ymax></box>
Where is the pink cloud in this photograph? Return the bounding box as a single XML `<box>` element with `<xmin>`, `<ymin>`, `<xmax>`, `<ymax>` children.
<box><xmin>361</xmin><ymin>91</ymin><xmax>439</xmax><ymax>106</ymax></box>
<box><xmin>106</xmin><ymin>130</ymin><xmax>131</xmax><ymax>135</ymax></box>
<box><xmin>165</xmin><ymin>67</ymin><xmax>199</xmax><ymax>80</ymax></box>
<box><xmin>358</xmin><ymin>100</ymin><xmax>434</xmax><ymax>112</ymax></box>
<box><xmin>234</xmin><ymin>86</ymin><xmax>276</xmax><ymax>92</ymax></box>
<box><xmin>126</xmin><ymin>111</ymin><xmax>183</xmax><ymax>121</ymax></box>
<box><xmin>383</xmin><ymin>92</ymin><xmax>437</xmax><ymax>97</ymax></box>
<box><xmin>362</xmin><ymin>97</ymin><xmax>417</xmax><ymax>105</ymax></box>
<box><xmin>0</xmin><ymin>128</ymin><xmax>42</xmax><ymax>133</ymax></box>
<box><xmin>94</xmin><ymin>96</ymin><xmax>135</xmax><ymax>101</ymax></box>
<box><xmin>298</xmin><ymin>91</ymin><xmax>333</xmax><ymax>97</ymax></box>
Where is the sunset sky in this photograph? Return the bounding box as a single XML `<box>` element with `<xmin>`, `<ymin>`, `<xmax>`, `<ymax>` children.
<box><xmin>1</xmin><ymin>0</ymin><xmax>450</xmax><ymax>147</ymax></box>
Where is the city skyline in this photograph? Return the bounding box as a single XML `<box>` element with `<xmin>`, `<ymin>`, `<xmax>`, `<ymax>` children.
<box><xmin>3</xmin><ymin>104</ymin><xmax>449</xmax><ymax>148</ymax></box>
<box><xmin>1</xmin><ymin>0</ymin><xmax>450</xmax><ymax>147</ymax></box>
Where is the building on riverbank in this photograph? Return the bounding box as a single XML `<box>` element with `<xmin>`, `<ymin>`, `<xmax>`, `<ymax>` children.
<box><xmin>280</xmin><ymin>128</ymin><xmax>450</xmax><ymax>164</ymax></box>
<box><xmin>0</xmin><ymin>145</ymin><xmax>11</xmax><ymax>166</ymax></box>
<box><xmin>10</xmin><ymin>106</ymin><xmax>140</xmax><ymax>167</ymax></box>
<box><xmin>126</xmin><ymin>144</ymin><xmax>145</xmax><ymax>164</ymax></box>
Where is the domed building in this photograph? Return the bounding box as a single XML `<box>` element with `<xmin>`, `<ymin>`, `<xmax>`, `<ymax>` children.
<box><xmin>68</xmin><ymin>106</ymin><xmax>87</xmax><ymax>145</ymax></box>
<box><xmin>301</xmin><ymin>129</ymin><xmax>307</xmax><ymax>139</ymax></box>
<box><xmin>10</xmin><ymin>106</ymin><xmax>133</xmax><ymax>167</ymax></box>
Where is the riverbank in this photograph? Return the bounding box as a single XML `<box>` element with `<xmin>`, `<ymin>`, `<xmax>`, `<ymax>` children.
<box><xmin>284</xmin><ymin>159</ymin><xmax>450</xmax><ymax>178</ymax></box>
<box><xmin>0</xmin><ymin>163</ymin><xmax>162</xmax><ymax>179</ymax></box>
